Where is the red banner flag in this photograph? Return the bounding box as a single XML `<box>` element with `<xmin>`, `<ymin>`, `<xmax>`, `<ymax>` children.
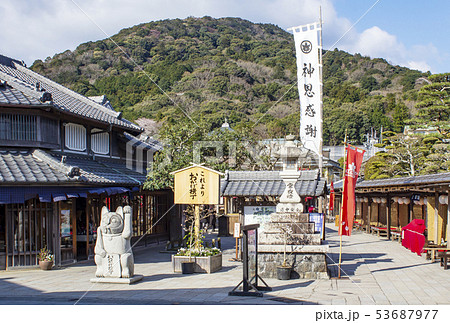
<box><xmin>329</xmin><ymin>181</ymin><xmax>334</xmax><ymax>211</ymax></box>
<box><xmin>340</xmin><ymin>146</ymin><xmax>365</xmax><ymax>236</ymax></box>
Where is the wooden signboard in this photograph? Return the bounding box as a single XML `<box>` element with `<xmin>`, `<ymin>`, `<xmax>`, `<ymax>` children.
<box><xmin>172</xmin><ymin>165</ymin><xmax>222</xmax><ymax>205</ymax></box>
<box><xmin>233</xmin><ymin>222</ymin><xmax>241</xmax><ymax>238</ymax></box>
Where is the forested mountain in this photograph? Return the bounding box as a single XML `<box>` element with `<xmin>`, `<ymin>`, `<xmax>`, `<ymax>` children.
<box><xmin>31</xmin><ymin>16</ymin><xmax>429</xmax><ymax>145</ymax></box>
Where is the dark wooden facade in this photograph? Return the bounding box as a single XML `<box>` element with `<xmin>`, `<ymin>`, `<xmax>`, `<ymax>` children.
<box><xmin>0</xmin><ymin>54</ymin><xmax>179</xmax><ymax>270</ymax></box>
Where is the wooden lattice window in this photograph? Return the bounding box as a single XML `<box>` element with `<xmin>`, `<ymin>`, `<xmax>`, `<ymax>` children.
<box><xmin>91</xmin><ymin>129</ymin><xmax>109</xmax><ymax>155</ymax></box>
<box><xmin>0</xmin><ymin>114</ymin><xmax>37</xmax><ymax>141</ymax></box>
<box><xmin>65</xmin><ymin>123</ymin><xmax>86</xmax><ymax>151</ymax></box>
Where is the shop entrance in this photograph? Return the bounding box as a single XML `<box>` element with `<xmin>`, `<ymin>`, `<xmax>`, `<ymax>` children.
<box><xmin>0</xmin><ymin>206</ymin><xmax>5</xmax><ymax>270</ymax></box>
<box><xmin>75</xmin><ymin>198</ymin><xmax>88</xmax><ymax>261</ymax></box>
<box><xmin>59</xmin><ymin>198</ymin><xmax>91</xmax><ymax>263</ymax></box>
<box><xmin>59</xmin><ymin>199</ymin><xmax>75</xmax><ymax>264</ymax></box>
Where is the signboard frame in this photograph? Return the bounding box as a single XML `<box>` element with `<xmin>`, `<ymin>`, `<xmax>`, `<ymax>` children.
<box><xmin>228</xmin><ymin>224</ymin><xmax>271</xmax><ymax>297</ymax></box>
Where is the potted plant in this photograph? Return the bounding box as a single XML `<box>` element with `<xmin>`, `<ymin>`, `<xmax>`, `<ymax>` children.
<box><xmin>277</xmin><ymin>230</ymin><xmax>291</xmax><ymax>280</ymax></box>
<box><xmin>173</xmin><ymin>206</ymin><xmax>222</xmax><ymax>274</ymax></box>
<box><xmin>38</xmin><ymin>247</ymin><xmax>54</xmax><ymax>270</ymax></box>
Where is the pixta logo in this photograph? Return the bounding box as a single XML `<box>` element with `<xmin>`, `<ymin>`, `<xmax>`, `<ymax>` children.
<box><xmin>126</xmin><ymin>137</ymin><xmax>155</xmax><ymax>174</ymax></box>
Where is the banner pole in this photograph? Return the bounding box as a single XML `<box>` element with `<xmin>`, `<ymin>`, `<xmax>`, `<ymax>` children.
<box><xmin>318</xmin><ymin>6</ymin><xmax>324</xmax><ymax>177</ymax></box>
<box><xmin>338</xmin><ymin>129</ymin><xmax>348</xmax><ymax>279</ymax></box>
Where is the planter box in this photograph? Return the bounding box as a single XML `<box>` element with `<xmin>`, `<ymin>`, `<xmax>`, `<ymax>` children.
<box><xmin>172</xmin><ymin>254</ymin><xmax>222</xmax><ymax>274</ymax></box>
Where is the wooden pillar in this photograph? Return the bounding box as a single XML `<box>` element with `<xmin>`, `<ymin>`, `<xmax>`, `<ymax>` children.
<box><xmin>377</xmin><ymin>199</ymin><xmax>380</xmax><ymax>225</ymax></box>
<box><xmin>447</xmin><ymin>187</ymin><xmax>450</xmax><ymax>243</ymax></box>
<box><xmin>224</xmin><ymin>197</ymin><xmax>228</xmax><ymax>215</ymax></box>
<box><xmin>71</xmin><ymin>198</ymin><xmax>77</xmax><ymax>262</ymax></box>
<box><xmin>318</xmin><ymin>196</ymin><xmax>323</xmax><ymax>213</ymax></box>
<box><xmin>55</xmin><ymin>201</ymin><xmax>61</xmax><ymax>267</ymax></box>
<box><xmin>387</xmin><ymin>194</ymin><xmax>391</xmax><ymax>240</ymax></box>
<box><xmin>86</xmin><ymin>197</ymin><xmax>91</xmax><ymax>259</ymax></box>
<box><xmin>409</xmin><ymin>196</ymin><xmax>413</xmax><ymax>223</ymax></box>
<box><xmin>367</xmin><ymin>200</ymin><xmax>372</xmax><ymax>232</ymax></box>
<box><xmin>5</xmin><ymin>205</ymin><xmax>9</xmax><ymax>269</ymax></box>
<box><xmin>434</xmin><ymin>192</ymin><xmax>439</xmax><ymax>243</ymax></box>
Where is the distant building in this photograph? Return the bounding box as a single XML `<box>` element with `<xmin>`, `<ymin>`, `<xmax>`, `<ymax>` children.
<box><xmin>403</xmin><ymin>125</ymin><xmax>439</xmax><ymax>136</ymax></box>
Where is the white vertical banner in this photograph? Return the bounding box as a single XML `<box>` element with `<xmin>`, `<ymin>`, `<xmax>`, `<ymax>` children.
<box><xmin>292</xmin><ymin>22</ymin><xmax>322</xmax><ymax>157</ymax></box>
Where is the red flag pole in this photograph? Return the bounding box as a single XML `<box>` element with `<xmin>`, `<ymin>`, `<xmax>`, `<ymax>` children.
<box><xmin>338</xmin><ymin>129</ymin><xmax>348</xmax><ymax>279</ymax></box>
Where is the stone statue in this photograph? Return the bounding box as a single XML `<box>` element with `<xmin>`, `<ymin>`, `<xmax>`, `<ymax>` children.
<box><xmin>94</xmin><ymin>205</ymin><xmax>134</xmax><ymax>278</ymax></box>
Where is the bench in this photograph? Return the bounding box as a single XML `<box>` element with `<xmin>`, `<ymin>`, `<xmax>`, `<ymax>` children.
<box><xmin>353</xmin><ymin>221</ymin><xmax>363</xmax><ymax>231</ymax></box>
<box><xmin>391</xmin><ymin>230</ymin><xmax>402</xmax><ymax>242</ymax></box>
<box><xmin>423</xmin><ymin>246</ymin><xmax>450</xmax><ymax>264</ymax></box>
<box><xmin>370</xmin><ymin>226</ymin><xmax>388</xmax><ymax>237</ymax></box>
<box><xmin>439</xmin><ymin>250</ymin><xmax>449</xmax><ymax>269</ymax></box>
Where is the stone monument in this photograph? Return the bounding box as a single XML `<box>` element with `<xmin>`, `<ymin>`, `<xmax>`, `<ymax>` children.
<box><xmin>258</xmin><ymin>135</ymin><xmax>329</xmax><ymax>279</ymax></box>
<box><xmin>90</xmin><ymin>206</ymin><xmax>143</xmax><ymax>284</ymax></box>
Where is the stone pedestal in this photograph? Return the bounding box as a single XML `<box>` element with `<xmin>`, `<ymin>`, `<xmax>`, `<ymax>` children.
<box><xmin>258</xmin><ymin>212</ymin><xmax>329</xmax><ymax>279</ymax></box>
<box><xmin>90</xmin><ymin>275</ymin><xmax>143</xmax><ymax>284</ymax></box>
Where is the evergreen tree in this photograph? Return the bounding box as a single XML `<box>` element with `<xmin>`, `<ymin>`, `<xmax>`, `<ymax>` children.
<box><xmin>392</xmin><ymin>101</ymin><xmax>409</xmax><ymax>133</ymax></box>
<box><xmin>414</xmin><ymin>73</ymin><xmax>450</xmax><ymax>136</ymax></box>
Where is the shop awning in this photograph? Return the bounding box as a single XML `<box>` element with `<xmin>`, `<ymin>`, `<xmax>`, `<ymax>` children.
<box><xmin>0</xmin><ymin>186</ymin><xmax>135</xmax><ymax>204</ymax></box>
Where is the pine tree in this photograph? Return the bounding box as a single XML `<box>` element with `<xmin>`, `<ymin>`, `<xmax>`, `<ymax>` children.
<box><xmin>414</xmin><ymin>73</ymin><xmax>450</xmax><ymax>136</ymax></box>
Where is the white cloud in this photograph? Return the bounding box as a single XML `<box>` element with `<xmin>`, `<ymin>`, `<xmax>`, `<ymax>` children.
<box><xmin>0</xmin><ymin>0</ymin><xmax>444</xmax><ymax>73</ymax></box>
<box><xmin>406</xmin><ymin>61</ymin><xmax>431</xmax><ymax>73</ymax></box>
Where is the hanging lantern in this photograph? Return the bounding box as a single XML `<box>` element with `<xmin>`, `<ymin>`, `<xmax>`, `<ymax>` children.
<box><xmin>439</xmin><ymin>195</ymin><xmax>449</xmax><ymax>205</ymax></box>
<box><xmin>423</xmin><ymin>197</ymin><xmax>427</xmax><ymax>205</ymax></box>
<box><xmin>392</xmin><ymin>196</ymin><xmax>399</xmax><ymax>203</ymax></box>
<box><xmin>398</xmin><ymin>198</ymin><xmax>404</xmax><ymax>205</ymax></box>
<box><xmin>418</xmin><ymin>197</ymin><xmax>424</xmax><ymax>206</ymax></box>
<box><xmin>404</xmin><ymin>198</ymin><xmax>410</xmax><ymax>205</ymax></box>
<box><xmin>364</xmin><ymin>197</ymin><xmax>368</xmax><ymax>203</ymax></box>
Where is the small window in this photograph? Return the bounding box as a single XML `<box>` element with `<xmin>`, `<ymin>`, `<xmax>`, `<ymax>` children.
<box><xmin>65</xmin><ymin>123</ymin><xmax>86</xmax><ymax>151</ymax></box>
<box><xmin>91</xmin><ymin>129</ymin><xmax>109</xmax><ymax>155</ymax></box>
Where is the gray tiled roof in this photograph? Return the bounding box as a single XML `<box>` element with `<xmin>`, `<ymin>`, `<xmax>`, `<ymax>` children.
<box><xmin>0</xmin><ymin>54</ymin><xmax>142</xmax><ymax>133</ymax></box>
<box><xmin>41</xmin><ymin>150</ymin><xmax>147</xmax><ymax>186</ymax></box>
<box><xmin>332</xmin><ymin>172</ymin><xmax>450</xmax><ymax>191</ymax></box>
<box><xmin>0</xmin><ymin>150</ymin><xmax>71</xmax><ymax>183</ymax></box>
<box><xmin>356</xmin><ymin>172</ymin><xmax>450</xmax><ymax>188</ymax></box>
<box><xmin>0</xmin><ymin>81</ymin><xmax>48</xmax><ymax>106</ymax></box>
<box><xmin>0</xmin><ymin>149</ymin><xmax>146</xmax><ymax>186</ymax></box>
<box><xmin>222</xmin><ymin>169</ymin><xmax>326</xmax><ymax>197</ymax></box>
<box><xmin>123</xmin><ymin>132</ymin><xmax>163</xmax><ymax>151</ymax></box>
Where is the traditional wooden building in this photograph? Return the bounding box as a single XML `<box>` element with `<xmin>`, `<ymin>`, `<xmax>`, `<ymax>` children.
<box><xmin>333</xmin><ymin>173</ymin><xmax>450</xmax><ymax>244</ymax></box>
<box><xmin>0</xmin><ymin>54</ymin><xmax>179</xmax><ymax>270</ymax></box>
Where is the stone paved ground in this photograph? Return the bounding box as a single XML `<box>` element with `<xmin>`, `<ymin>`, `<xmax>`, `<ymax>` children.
<box><xmin>0</xmin><ymin>224</ymin><xmax>449</xmax><ymax>305</ymax></box>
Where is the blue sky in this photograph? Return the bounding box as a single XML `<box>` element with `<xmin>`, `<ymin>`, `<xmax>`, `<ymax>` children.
<box><xmin>0</xmin><ymin>0</ymin><xmax>448</xmax><ymax>73</ymax></box>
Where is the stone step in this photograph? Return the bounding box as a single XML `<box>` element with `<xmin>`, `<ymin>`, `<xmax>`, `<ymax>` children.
<box><xmin>270</xmin><ymin>213</ymin><xmax>310</xmax><ymax>223</ymax></box>
<box><xmin>258</xmin><ymin>244</ymin><xmax>329</xmax><ymax>253</ymax></box>
<box><xmin>264</xmin><ymin>222</ymin><xmax>315</xmax><ymax>234</ymax></box>
<box><xmin>259</xmin><ymin>232</ymin><xmax>321</xmax><ymax>245</ymax></box>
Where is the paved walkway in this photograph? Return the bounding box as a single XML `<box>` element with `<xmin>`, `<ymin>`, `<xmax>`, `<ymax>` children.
<box><xmin>0</xmin><ymin>224</ymin><xmax>448</xmax><ymax>305</ymax></box>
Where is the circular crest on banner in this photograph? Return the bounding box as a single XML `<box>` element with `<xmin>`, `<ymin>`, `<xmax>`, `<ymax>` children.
<box><xmin>300</xmin><ymin>40</ymin><xmax>312</xmax><ymax>54</ymax></box>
